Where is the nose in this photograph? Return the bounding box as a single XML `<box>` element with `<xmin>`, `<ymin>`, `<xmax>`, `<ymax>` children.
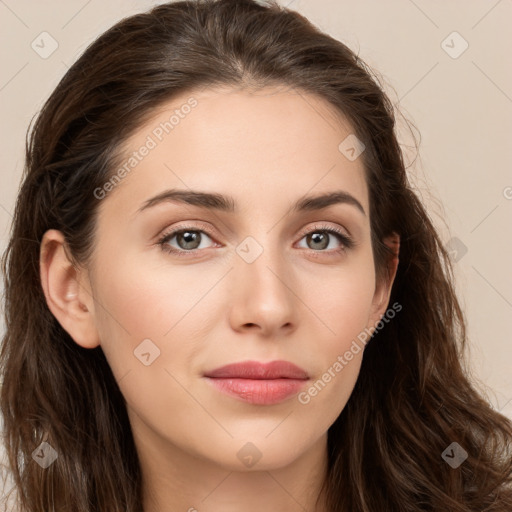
<box><xmin>227</xmin><ymin>239</ymin><xmax>298</xmax><ymax>337</ymax></box>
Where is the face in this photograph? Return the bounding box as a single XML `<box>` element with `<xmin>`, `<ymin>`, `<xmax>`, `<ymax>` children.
<box><xmin>52</xmin><ymin>85</ymin><xmax>396</xmax><ymax>472</ymax></box>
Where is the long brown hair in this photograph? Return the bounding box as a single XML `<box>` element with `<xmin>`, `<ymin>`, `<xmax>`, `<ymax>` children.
<box><xmin>1</xmin><ymin>0</ymin><xmax>511</xmax><ymax>510</ymax></box>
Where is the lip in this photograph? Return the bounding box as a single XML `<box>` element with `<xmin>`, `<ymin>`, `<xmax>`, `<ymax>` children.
<box><xmin>203</xmin><ymin>360</ymin><xmax>309</xmax><ymax>405</ymax></box>
<box><xmin>205</xmin><ymin>360</ymin><xmax>309</xmax><ymax>380</ymax></box>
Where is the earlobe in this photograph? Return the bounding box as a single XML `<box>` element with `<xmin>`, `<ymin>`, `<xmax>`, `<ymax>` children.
<box><xmin>39</xmin><ymin>229</ymin><xmax>100</xmax><ymax>349</ymax></box>
<box><xmin>369</xmin><ymin>232</ymin><xmax>400</xmax><ymax>327</ymax></box>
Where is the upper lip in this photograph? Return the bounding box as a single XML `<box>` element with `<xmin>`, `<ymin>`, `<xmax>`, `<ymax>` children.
<box><xmin>204</xmin><ymin>360</ymin><xmax>309</xmax><ymax>380</ymax></box>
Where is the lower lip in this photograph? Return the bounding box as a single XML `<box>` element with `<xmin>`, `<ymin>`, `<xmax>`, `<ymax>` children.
<box><xmin>205</xmin><ymin>377</ymin><xmax>308</xmax><ymax>405</ymax></box>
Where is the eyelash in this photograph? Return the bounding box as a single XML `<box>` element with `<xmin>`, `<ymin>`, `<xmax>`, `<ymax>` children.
<box><xmin>157</xmin><ymin>222</ymin><xmax>355</xmax><ymax>258</ymax></box>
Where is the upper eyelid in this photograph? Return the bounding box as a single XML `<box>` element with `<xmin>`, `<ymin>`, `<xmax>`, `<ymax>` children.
<box><xmin>159</xmin><ymin>221</ymin><xmax>217</xmax><ymax>241</ymax></box>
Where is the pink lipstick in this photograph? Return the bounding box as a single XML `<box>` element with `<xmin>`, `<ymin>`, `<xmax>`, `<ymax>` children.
<box><xmin>203</xmin><ymin>360</ymin><xmax>309</xmax><ymax>405</ymax></box>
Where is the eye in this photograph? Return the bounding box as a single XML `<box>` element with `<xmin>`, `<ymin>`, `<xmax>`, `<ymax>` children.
<box><xmin>296</xmin><ymin>224</ymin><xmax>354</xmax><ymax>255</ymax></box>
<box><xmin>158</xmin><ymin>226</ymin><xmax>217</xmax><ymax>256</ymax></box>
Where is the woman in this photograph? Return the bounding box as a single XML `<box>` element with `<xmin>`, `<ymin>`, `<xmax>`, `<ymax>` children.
<box><xmin>1</xmin><ymin>0</ymin><xmax>511</xmax><ymax>510</ymax></box>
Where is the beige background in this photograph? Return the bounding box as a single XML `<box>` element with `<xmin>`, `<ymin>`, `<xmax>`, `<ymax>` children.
<box><xmin>0</xmin><ymin>0</ymin><xmax>511</xmax><ymax>425</ymax></box>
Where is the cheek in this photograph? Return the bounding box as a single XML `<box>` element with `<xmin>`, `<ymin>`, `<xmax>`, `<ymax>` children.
<box><xmin>93</xmin><ymin>248</ymin><xmax>211</xmax><ymax>335</ymax></box>
<box><xmin>89</xmin><ymin>253</ymin><xmax>218</xmax><ymax>427</ymax></box>
<box><xmin>90</xmin><ymin>247</ymin><xmax>232</xmax><ymax>384</ymax></box>
<box><xmin>305</xmin><ymin>253</ymin><xmax>377</xmax><ymax>347</ymax></box>
<box><xmin>296</xmin><ymin>253</ymin><xmax>376</xmax><ymax>408</ymax></box>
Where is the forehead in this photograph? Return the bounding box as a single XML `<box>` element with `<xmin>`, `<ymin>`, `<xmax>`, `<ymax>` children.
<box><xmin>99</xmin><ymin>85</ymin><xmax>369</xmax><ymax>219</ymax></box>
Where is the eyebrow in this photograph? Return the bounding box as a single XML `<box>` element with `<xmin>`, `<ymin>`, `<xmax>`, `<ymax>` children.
<box><xmin>136</xmin><ymin>188</ymin><xmax>366</xmax><ymax>216</ymax></box>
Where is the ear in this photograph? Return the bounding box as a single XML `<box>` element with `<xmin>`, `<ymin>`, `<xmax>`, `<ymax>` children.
<box><xmin>39</xmin><ymin>229</ymin><xmax>100</xmax><ymax>349</ymax></box>
<box><xmin>367</xmin><ymin>232</ymin><xmax>400</xmax><ymax>329</ymax></box>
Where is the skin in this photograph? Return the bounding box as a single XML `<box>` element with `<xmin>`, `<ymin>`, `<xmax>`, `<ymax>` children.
<box><xmin>40</xmin><ymin>85</ymin><xmax>399</xmax><ymax>512</ymax></box>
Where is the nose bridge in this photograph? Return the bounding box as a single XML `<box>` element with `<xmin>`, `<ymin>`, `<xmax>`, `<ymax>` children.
<box><xmin>236</xmin><ymin>232</ymin><xmax>288</xmax><ymax>292</ymax></box>
<box><xmin>230</xmin><ymin>231</ymin><xmax>296</xmax><ymax>328</ymax></box>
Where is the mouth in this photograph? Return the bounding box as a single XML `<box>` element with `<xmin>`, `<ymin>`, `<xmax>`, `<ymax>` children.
<box><xmin>203</xmin><ymin>360</ymin><xmax>309</xmax><ymax>405</ymax></box>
